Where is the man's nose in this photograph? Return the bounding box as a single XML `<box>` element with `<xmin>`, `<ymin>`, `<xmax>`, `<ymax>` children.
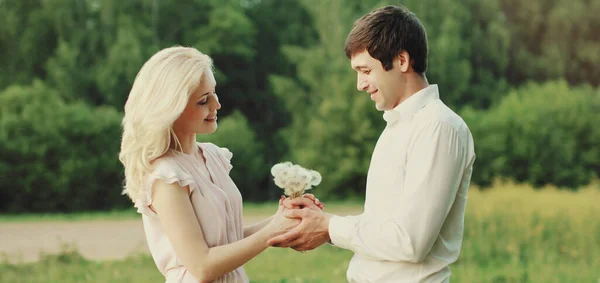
<box><xmin>357</xmin><ymin>76</ymin><xmax>368</xmax><ymax>91</ymax></box>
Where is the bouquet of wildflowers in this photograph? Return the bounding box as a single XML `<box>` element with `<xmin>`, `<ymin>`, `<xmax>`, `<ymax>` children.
<box><xmin>270</xmin><ymin>162</ymin><xmax>322</xmax><ymax>199</ymax></box>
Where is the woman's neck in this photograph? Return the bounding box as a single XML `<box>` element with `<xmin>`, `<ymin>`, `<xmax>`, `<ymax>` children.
<box><xmin>173</xmin><ymin>130</ymin><xmax>198</xmax><ymax>155</ymax></box>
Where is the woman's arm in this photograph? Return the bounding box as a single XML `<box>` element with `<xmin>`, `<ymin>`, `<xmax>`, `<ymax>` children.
<box><xmin>244</xmin><ymin>216</ymin><xmax>274</xmax><ymax>238</ymax></box>
<box><xmin>151</xmin><ymin>180</ymin><xmax>297</xmax><ymax>283</ymax></box>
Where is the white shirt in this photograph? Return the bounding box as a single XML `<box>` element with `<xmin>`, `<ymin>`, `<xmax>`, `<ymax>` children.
<box><xmin>328</xmin><ymin>85</ymin><xmax>476</xmax><ymax>283</ymax></box>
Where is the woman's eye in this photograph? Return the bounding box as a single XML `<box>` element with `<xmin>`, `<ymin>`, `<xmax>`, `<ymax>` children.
<box><xmin>197</xmin><ymin>99</ymin><xmax>208</xmax><ymax>105</ymax></box>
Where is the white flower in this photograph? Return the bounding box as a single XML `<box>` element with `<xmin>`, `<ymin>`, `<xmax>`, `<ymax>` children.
<box><xmin>270</xmin><ymin>161</ymin><xmax>322</xmax><ymax>197</ymax></box>
<box><xmin>273</xmin><ymin>176</ymin><xmax>287</xmax><ymax>188</ymax></box>
<box><xmin>309</xmin><ymin>170</ymin><xmax>322</xmax><ymax>186</ymax></box>
<box><xmin>271</xmin><ymin>162</ymin><xmax>292</xmax><ymax>177</ymax></box>
<box><xmin>296</xmin><ymin>168</ymin><xmax>311</xmax><ymax>184</ymax></box>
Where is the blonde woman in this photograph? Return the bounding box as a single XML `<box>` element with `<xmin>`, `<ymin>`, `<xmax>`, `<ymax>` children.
<box><xmin>119</xmin><ymin>46</ymin><xmax>322</xmax><ymax>283</ymax></box>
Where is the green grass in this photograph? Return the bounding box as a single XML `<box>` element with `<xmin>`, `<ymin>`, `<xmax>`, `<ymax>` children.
<box><xmin>1</xmin><ymin>182</ymin><xmax>599</xmax><ymax>282</ymax></box>
<box><xmin>0</xmin><ymin>201</ymin><xmax>364</xmax><ymax>222</ymax></box>
<box><xmin>0</xmin><ymin>245</ymin><xmax>352</xmax><ymax>283</ymax></box>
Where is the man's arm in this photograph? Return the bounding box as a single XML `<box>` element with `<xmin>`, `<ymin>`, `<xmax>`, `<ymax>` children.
<box><xmin>269</xmin><ymin>120</ymin><xmax>467</xmax><ymax>262</ymax></box>
<box><xmin>328</xmin><ymin>120</ymin><xmax>467</xmax><ymax>262</ymax></box>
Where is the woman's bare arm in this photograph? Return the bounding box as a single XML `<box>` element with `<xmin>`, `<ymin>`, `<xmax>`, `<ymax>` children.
<box><xmin>244</xmin><ymin>216</ymin><xmax>274</xmax><ymax>238</ymax></box>
<box><xmin>151</xmin><ymin>180</ymin><xmax>297</xmax><ymax>283</ymax></box>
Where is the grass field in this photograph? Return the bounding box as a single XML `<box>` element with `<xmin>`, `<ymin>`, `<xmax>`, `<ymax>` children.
<box><xmin>1</xmin><ymin>181</ymin><xmax>599</xmax><ymax>283</ymax></box>
<box><xmin>0</xmin><ymin>202</ymin><xmax>364</xmax><ymax>223</ymax></box>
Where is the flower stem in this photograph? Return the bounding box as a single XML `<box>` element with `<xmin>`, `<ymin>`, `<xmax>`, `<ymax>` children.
<box><xmin>290</xmin><ymin>191</ymin><xmax>304</xmax><ymax>199</ymax></box>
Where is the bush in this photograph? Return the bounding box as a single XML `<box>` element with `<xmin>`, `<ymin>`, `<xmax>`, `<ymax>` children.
<box><xmin>0</xmin><ymin>80</ymin><xmax>127</xmax><ymax>212</ymax></box>
<box><xmin>463</xmin><ymin>80</ymin><xmax>600</xmax><ymax>189</ymax></box>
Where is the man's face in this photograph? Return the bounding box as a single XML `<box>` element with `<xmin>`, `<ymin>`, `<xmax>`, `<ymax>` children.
<box><xmin>350</xmin><ymin>50</ymin><xmax>403</xmax><ymax>111</ymax></box>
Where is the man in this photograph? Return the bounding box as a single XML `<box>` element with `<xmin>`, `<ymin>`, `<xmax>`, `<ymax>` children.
<box><xmin>267</xmin><ymin>5</ymin><xmax>476</xmax><ymax>283</ymax></box>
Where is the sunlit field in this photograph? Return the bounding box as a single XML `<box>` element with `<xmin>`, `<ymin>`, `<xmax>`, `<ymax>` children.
<box><xmin>1</xmin><ymin>181</ymin><xmax>598</xmax><ymax>283</ymax></box>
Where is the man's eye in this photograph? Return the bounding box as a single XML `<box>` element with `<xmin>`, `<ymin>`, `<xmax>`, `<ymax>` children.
<box><xmin>363</xmin><ymin>70</ymin><xmax>371</xmax><ymax>74</ymax></box>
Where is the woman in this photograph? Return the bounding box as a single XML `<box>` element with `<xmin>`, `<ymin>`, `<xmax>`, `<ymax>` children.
<box><xmin>119</xmin><ymin>46</ymin><xmax>322</xmax><ymax>283</ymax></box>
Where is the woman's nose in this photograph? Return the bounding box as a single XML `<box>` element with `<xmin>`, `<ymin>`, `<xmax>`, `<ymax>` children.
<box><xmin>211</xmin><ymin>94</ymin><xmax>221</xmax><ymax>111</ymax></box>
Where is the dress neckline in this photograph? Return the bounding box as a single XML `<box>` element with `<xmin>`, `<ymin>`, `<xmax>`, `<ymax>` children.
<box><xmin>170</xmin><ymin>143</ymin><xmax>216</xmax><ymax>185</ymax></box>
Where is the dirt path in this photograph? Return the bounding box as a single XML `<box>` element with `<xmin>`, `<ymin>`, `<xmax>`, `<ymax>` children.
<box><xmin>1</xmin><ymin>220</ymin><xmax>149</xmax><ymax>263</ymax></box>
<box><xmin>0</xmin><ymin>208</ymin><xmax>361</xmax><ymax>264</ymax></box>
<box><xmin>0</xmin><ymin>215</ymin><xmax>266</xmax><ymax>264</ymax></box>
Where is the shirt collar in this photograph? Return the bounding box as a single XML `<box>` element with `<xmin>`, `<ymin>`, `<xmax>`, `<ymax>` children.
<box><xmin>382</xmin><ymin>84</ymin><xmax>440</xmax><ymax>124</ymax></box>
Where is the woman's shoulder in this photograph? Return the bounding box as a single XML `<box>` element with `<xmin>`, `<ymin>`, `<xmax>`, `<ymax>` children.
<box><xmin>147</xmin><ymin>152</ymin><xmax>194</xmax><ymax>183</ymax></box>
<box><xmin>135</xmin><ymin>153</ymin><xmax>194</xmax><ymax>216</ymax></box>
<box><xmin>198</xmin><ymin>142</ymin><xmax>232</xmax><ymax>159</ymax></box>
<box><xmin>150</xmin><ymin>151</ymin><xmax>179</xmax><ymax>170</ymax></box>
<box><xmin>198</xmin><ymin>142</ymin><xmax>233</xmax><ymax>173</ymax></box>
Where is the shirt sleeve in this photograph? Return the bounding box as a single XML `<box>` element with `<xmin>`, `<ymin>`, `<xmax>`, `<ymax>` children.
<box><xmin>328</xmin><ymin>120</ymin><xmax>466</xmax><ymax>263</ymax></box>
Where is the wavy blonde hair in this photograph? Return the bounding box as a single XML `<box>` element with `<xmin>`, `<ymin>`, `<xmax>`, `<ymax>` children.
<box><xmin>119</xmin><ymin>46</ymin><xmax>213</xmax><ymax>202</ymax></box>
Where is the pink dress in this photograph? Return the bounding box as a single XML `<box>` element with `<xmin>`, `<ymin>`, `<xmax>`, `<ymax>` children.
<box><xmin>134</xmin><ymin>142</ymin><xmax>249</xmax><ymax>283</ymax></box>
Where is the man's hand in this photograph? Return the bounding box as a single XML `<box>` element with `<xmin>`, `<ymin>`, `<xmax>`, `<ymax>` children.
<box><xmin>266</xmin><ymin>207</ymin><xmax>331</xmax><ymax>251</ymax></box>
<box><xmin>282</xmin><ymin>194</ymin><xmax>324</xmax><ymax>211</ymax></box>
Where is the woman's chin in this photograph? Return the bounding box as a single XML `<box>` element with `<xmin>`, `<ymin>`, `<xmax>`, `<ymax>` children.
<box><xmin>196</xmin><ymin>124</ymin><xmax>218</xmax><ymax>135</ymax></box>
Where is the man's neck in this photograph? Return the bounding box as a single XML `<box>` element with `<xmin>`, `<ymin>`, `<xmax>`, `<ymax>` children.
<box><xmin>397</xmin><ymin>74</ymin><xmax>429</xmax><ymax>106</ymax></box>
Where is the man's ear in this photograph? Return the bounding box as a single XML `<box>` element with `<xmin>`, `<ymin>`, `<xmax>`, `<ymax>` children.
<box><xmin>396</xmin><ymin>50</ymin><xmax>411</xmax><ymax>73</ymax></box>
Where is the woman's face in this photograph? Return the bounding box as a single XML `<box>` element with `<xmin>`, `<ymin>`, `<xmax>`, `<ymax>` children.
<box><xmin>173</xmin><ymin>70</ymin><xmax>222</xmax><ymax>135</ymax></box>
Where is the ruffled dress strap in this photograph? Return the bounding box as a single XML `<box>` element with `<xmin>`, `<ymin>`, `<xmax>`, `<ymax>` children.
<box><xmin>134</xmin><ymin>156</ymin><xmax>198</xmax><ymax>216</ymax></box>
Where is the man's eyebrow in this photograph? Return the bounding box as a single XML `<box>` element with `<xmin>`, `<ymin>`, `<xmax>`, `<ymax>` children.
<box><xmin>353</xmin><ymin>65</ymin><xmax>370</xmax><ymax>70</ymax></box>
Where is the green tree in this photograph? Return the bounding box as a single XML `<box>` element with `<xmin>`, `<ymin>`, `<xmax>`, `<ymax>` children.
<box><xmin>270</xmin><ymin>0</ymin><xmax>386</xmax><ymax>199</ymax></box>
<box><xmin>462</xmin><ymin>0</ymin><xmax>511</xmax><ymax>108</ymax></box>
<box><xmin>500</xmin><ymin>0</ymin><xmax>600</xmax><ymax>86</ymax></box>
<box><xmin>0</xmin><ymin>0</ymin><xmax>58</xmax><ymax>91</ymax></box>
<box><xmin>0</xmin><ymin>0</ymin><xmax>320</xmax><ymax>205</ymax></box>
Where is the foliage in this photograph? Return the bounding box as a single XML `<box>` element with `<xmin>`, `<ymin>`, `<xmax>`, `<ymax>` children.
<box><xmin>0</xmin><ymin>0</ymin><xmax>598</xmax><ymax>211</ymax></box>
<box><xmin>0</xmin><ymin>81</ymin><xmax>126</xmax><ymax>213</ymax></box>
<box><xmin>463</xmin><ymin>81</ymin><xmax>600</xmax><ymax>189</ymax></box>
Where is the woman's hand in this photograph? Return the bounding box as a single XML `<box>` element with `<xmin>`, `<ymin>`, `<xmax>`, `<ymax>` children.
<box><xmin>302</xmin><ymin>194</ymin><xmax>325</xmax><ymax>210</ymax></box>
<box><xmin>264</xmin><ymin>198</ymin><xmax>301</xmax><ymax>238</ymax></box>
<box><xmin>281</xmin><ymin>194</ymin><xmax>324</xmax><ymax>211</ymax></box>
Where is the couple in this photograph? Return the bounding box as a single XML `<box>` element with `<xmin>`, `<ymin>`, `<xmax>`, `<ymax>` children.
<box><xmin>119</xmin><ymin>5</ymin><xmax>475</xmax><ymax>283</ymax></box>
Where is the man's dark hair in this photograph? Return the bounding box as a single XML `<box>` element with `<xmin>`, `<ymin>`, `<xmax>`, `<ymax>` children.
<box><xmin>345</xmin><ymin>5</ymin><xmax>428</xmax><ymax>74</ymax></box>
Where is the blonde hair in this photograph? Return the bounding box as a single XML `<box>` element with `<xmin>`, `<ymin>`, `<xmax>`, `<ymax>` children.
<box><xmin>119</xmin><ymin>46</ymin><xmax>213</xmax><ymax>202</ymax></box>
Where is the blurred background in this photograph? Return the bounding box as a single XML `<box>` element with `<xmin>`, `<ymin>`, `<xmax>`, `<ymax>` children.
<box><xmin>0</xmin><ymin>0</ymin><xmax>598</xmax><ymax>282</ymax></box>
